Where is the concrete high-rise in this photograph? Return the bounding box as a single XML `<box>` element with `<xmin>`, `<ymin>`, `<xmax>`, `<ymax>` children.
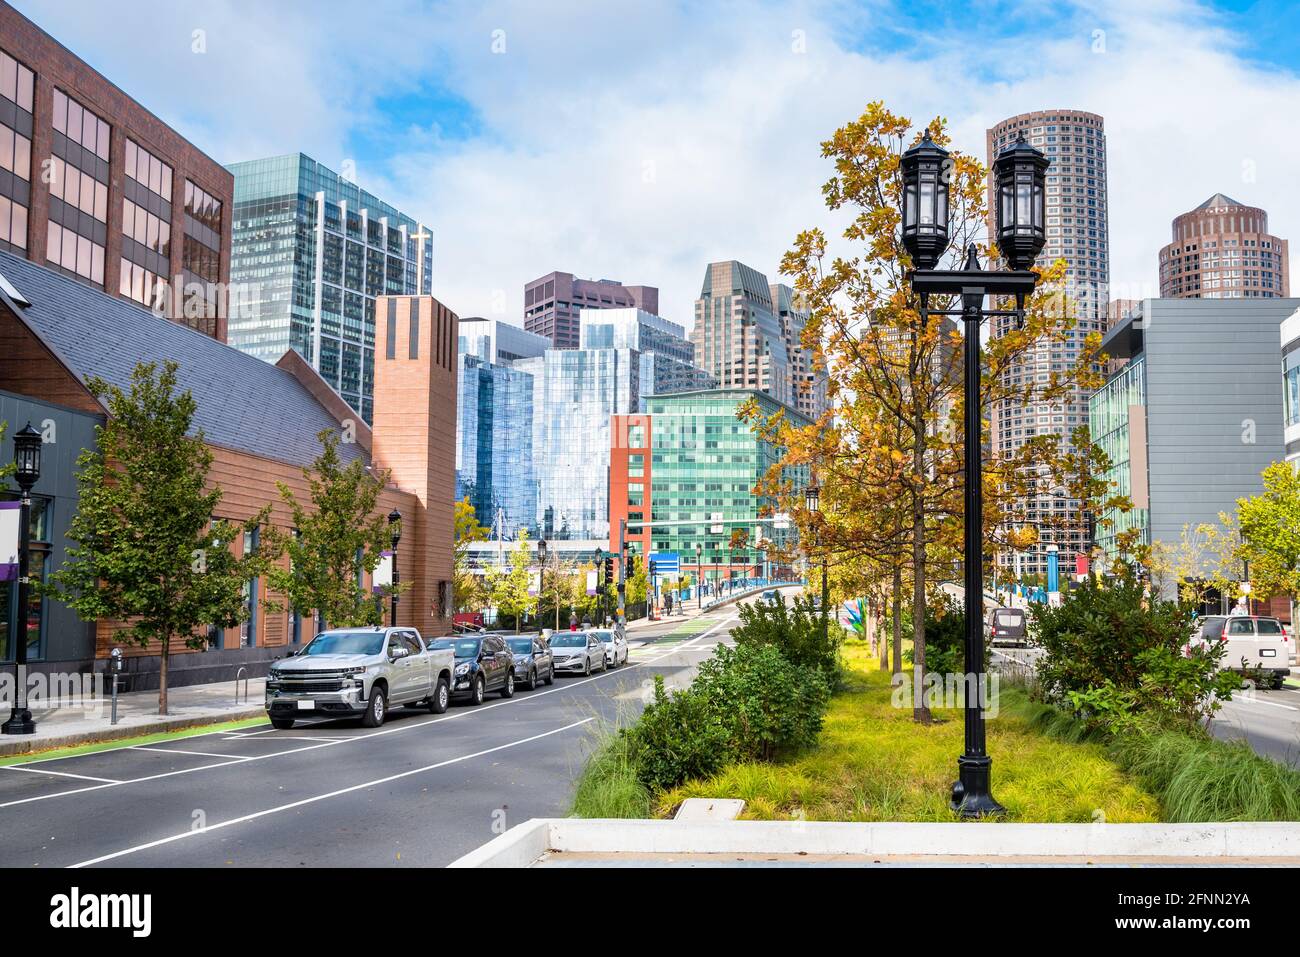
<box><xmin>226</xmin><ymin>153</ymin><xmax>434</xmax><ymax>423</ymax></box>
<box><xmin>523</xmin><ymin>271</ymin><xmax>657</xmax><ymax>349</ymax></box>
<box><xmin>987</xmin><ymin>110</ymin><xmax>1110</xmax><ymax>576</ymax></box>
<box><xmin>693</xmin><ymin>260</ymin><xmax>808</xmax><ymax>412</ymax></box>
<box><xmin>771</xmin><ymin>282</ymin><xmax>826</xmax><ymax>421</ymax></box>
<box><xmin>1158</xmin><ymin>194</ymin><xmax>1290</xmax><ymax>300</ymax></box>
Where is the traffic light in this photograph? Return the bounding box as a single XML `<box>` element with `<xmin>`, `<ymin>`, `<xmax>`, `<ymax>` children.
<box><xmin>603</xmin><ymin>556</ymin><xmax>615</xmax><ymax>582</ymax></box>
<box><xmin>625</xmin><ymin>554</ymin><xmax>634</xmax><ymax>579</ymax></box>
<box><xmin>649</xmin><ymin>559</ymin><xmax>657</xmax><ymax>578</ymax></box>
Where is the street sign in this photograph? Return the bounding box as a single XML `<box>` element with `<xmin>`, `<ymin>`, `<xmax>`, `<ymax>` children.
<box><xmin>649</xmin><ymin>552</ymin><xmax>679</xmax><ymax>576</ymax></box>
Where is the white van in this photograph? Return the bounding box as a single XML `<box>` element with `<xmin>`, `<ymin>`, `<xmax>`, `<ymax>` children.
<box><xmin>1194</xmin><ymin>615</ymin><xmax>1291</xmax><ymax>689</ymax></box>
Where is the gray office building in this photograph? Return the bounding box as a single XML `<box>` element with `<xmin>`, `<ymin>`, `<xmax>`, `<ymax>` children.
<box><xmin>1090</xmin><ymin>298</ymin><xmax>1295</xmax><ymax>592</ymax></box>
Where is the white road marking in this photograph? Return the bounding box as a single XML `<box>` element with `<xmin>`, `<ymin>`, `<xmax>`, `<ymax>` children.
<box><xmin>129</xmin><ymin>746</ymin><xmax>255</xmax><ymax>760</ymax></box>
<box><xmin>0</xmin><ymin>612</ymin><xmax>740</xmax><ymax>809</ymax></box>
<box><xmin>68</xmin><ymin>717</ymin><xmax>595</xmax><ymax>868</ymax></box>
<box><xmin>1221</xmin><ymin>696</ymin><xmax>1300</xmax><ymax>713</ymax></box>
<box><xmin>2</xmin><ymin>765</ymin><xmax>122</xmax><ymax>784</ymax></box>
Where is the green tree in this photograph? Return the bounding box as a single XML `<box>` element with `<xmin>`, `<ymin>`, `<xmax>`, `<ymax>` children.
<box><xmin>1237</xmin><ymin>462</ymin><xmax>1300</xmax><ymax>605</ymax></box>
<box><xmin>49</xmin><ymin>362</ymin><xmax>266</xmax><ymax>715</ymax></box>
<box><xmin>453</xmin><ymin>497</ymin><xmax>488</xmax><ymax>615</ymax></box>
<box><xmin>264</xmin><ymin>429</ymin><xmax>397</xmax><ymax>630</ymax></box>
<box><xmin>487</xmin><ymin>532</ymin><xmax>535</xmax><ymax>632</ymax></box>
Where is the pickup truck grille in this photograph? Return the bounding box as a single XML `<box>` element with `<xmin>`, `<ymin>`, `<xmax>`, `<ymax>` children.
<box><xmin>278</xmin><ymin>679</ymin><xmax>344</xmax><ymax>693</ymax></box>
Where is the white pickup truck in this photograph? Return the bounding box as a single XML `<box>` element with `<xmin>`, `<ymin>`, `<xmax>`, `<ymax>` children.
<box><xmin>265</xmin><ymin>626</ymin><xmax>456</xmax><ymax>729</ymax></box>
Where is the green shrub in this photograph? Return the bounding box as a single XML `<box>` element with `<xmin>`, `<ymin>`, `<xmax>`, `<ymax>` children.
<box><xmin>624</xmin><ymin>644</ymin><xmax>832</xmax><ymax>791</ymax></box>
<box><xmin>1031</xmin><ymin>575</ymin><xmax>1234</xmax><ymax>733</ymax></box>
<box><xmin>902</xmin><ymin>593</ymin><xmax>986</xmax><ymax>676</ymax></box>
<box><xmin>693</xmin><ymin>643</ymin><xmax>831</xmax><ymax>761</ymax></box>
<box><xmin>625</xmin><ymin>675</ymin><xmax>732</xmax><ymax>792</ymax></box>
<box><xmin>730</xmin><ymin>591</ymin><xmax>841</xmax><ymax>681</ymax></box>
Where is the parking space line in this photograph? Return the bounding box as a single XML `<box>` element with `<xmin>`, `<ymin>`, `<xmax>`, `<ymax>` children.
<box><xmin>3</xmin><ymin>765</ymin><xmax>122</xmax><ymax>784</ymax></box>
<box><xmin>129</xmin><ymin>746</ymin><xmax>255</xmax><ymax>760</ymax></box>
<box><xmin>0</xmin><ymin>613</ymin><xmax>739</xmax><ymax>810</ymax></box>
<box><xmin>69</xmin><ymin>717</ymin><xmax>594</xmax><ymax>868</ymax></box>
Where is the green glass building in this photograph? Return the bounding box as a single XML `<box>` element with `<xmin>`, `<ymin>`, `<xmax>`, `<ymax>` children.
<box><xmin>620</xmin><ymin>389</ymin><xmax>808</xmax><ymax>586</ymax></box>
<box><xmin>226</xmin><ymin>154</ymin><xmax>433</xmax><ymax>422</ymax></box>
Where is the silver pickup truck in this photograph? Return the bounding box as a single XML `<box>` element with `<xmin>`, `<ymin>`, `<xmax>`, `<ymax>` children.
<box><xmin>265</xmin><ymin>626</ymin><xmax>456</xmax><ymax>729</ymax></box>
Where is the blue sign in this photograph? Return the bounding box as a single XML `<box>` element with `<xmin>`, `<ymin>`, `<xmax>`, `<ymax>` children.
<box><xmin>1046</xmin><ymin>550</ymin><xmax>1060</xmax><ymax>593</ymax></box>
<box><xmin>648</xmin><ymin>552</ymin><xmax>679</xmax><ymax>576</ymax></box>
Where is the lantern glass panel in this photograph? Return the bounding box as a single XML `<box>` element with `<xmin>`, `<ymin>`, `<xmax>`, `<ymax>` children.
<box><xmin>904</xmin><ymin>182</ymin><xmax>917</xmax><ymax>227</ymax></box>
<box><xmin>919</xmin><ymin>180</ymin><xmax>935</xmax><ymax>226</ymax></box>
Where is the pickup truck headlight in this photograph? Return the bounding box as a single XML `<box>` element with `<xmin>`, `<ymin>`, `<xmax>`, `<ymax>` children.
<box><xmin>340</xmin><ymin>667</ymin><xmax>367</xmax><ymax>677</ymax></box>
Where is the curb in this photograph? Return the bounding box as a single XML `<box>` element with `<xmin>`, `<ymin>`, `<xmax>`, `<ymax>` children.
<box><xmin>450</xmin><ymin>818</ymin><xmax>1300</xmax><ymax>867</ymax></box>
<box><xmin>0</xmin><ymin>706</ymin><xmax>267</xmax><ymax>758</ymax></box>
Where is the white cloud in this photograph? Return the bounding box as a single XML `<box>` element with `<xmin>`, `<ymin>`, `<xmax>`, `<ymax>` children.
<box><xmin>14</xmin><ymin>0</ymin><xmax>1299</xmax><ymax>327</ymax></box>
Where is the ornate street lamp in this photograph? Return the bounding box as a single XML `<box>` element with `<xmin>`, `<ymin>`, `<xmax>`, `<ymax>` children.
<box><xmin>3</xmin><ymin>423</ymin><xmax>43</xmax><ymax>735</ymax></box>
<box><xmin>900</xmin><ymin>128</ymin><xmax>951</xmax><ymax>270</ymax></box>
<box><xmin>387</xmin><ymin>509</ymin><xmax>401</xmax><ymax>628</ymax></box>
<box><xmin>804</xmin><ymin>480</ymin><xmax>829</xmax><ymax>648</ymax></box>
<box><xmin>903</xmin><ymin>127</ymin><xmax>1048</xmax><ymax>818</ymax></box>
<box><xmin>993</xmin><ymin>131</ymin><xmax>1050</xmax><ymax>270</ymax></box>
<box><xmin>537</xmin><ymin>538</ymin><xmax>548</xmax><ymax>631</ymax></box>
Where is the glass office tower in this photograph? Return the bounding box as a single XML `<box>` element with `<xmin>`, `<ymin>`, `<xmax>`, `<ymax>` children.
<box><xmin>226</xmin><ymin>153</ymin><xmax>433</xmax><ymax>422</ymax></box>
<box><xmin>457</xmin><ymin>355</ymin><xmax>538</xmax><ymax>537</ymax></box>
<box><xmin>611</xmin><ymin>390</ymin><xmax>808</xmax><ymax>583</ymax></box>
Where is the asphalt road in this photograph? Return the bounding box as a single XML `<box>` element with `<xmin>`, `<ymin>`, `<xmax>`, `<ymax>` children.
<box><xmin>0</xmin><ymin>604</ymin><xmax>755</xmax><ymax>868</ymax></box>
<box><xmin>991</xmin><ymin>645</ymin><xmax>1300</xmax><ymax>767</ymax></box>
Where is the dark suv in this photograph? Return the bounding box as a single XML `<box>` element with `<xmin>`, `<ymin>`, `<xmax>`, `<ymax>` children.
<box><xmin>428</xmin><ymin>634</ymin><xmax>516</xmax><ymax>705</ymax></box>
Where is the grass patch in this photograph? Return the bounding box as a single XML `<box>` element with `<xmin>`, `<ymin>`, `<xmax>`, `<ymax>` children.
<box><xmin>654</xmin><ymin>642</ymin><xmax>1159</xmax><ymax>823</ymax></box>
<box><xmin>0</xmin><ymin>715</ymin><xmax>268</xmax><ymax>766</ymax></box>
<box><xmin>570</xmin><ymin>720</ymin><xmax>652</xmax><ymax>819</ymax></box>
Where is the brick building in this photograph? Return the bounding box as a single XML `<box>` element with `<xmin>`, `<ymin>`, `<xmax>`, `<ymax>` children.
<box><xmin>0</xmin><ymin>1</ymin><xmax>232</xmax><ymax>338</ymax></box>
<box><xmin>0</xmin><ymin>249</ymin><xmax>456</xmax><ymax>688</ymax></box>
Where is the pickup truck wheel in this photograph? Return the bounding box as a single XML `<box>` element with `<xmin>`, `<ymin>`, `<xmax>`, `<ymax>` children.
<box><xmin>360</xmin><ymin>686</ymin><xmax>387</xmax><ymax>727</ymax></box>
<box><xmin>527</xmin><ymin>668</ymin><xmax>537</xmax><ymax>690</ymax></box>
<box><xmin>270</xmin><ymin>717</ymin><xmax>295</xmax><ymax>730</ymax></box>
<box><xmin>500</xmin><ymin>671</ymin><xmax>516</xmax><ymax>699</ymax></box>
<box><xmin>469</xmin><ymin>675</ymin><xmax>485</xmax><ymax>706</ymax></box>
<box><xmin>429</xmin><ymin>677</ymin><xmax>450</xmax><ymax>714</ymax></box>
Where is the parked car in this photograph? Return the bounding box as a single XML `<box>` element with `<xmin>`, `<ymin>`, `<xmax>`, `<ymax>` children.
<box><xmin>265</xmin><ymin>627</ymin><xmax>455</xmax><ymax>730</ymax></box>
<box><xmin>590</xmin><ymin>628</ymin><xmax>628</xmax><ymax>668</ymax></box>
<box><xmin>986</xmin><ymin>607</ymin><xmax>1028</xmax><ymax>647</ymax></box>
<box><xmin>428</xmin><ymin>634</ymin><xmax>517</xmax><ymax>704</ymax></box>
<box><xmin>549</xmin><ymin>631</ymin><xmax>607</xmax><ymax>675</ymax></box>
<box><xmin>1192</xmin><ymin>615</ymin><xmax>1291</xmax><ymax>689</ymax></box>
<box><xmin>506</xmin><ymin>634</ymin><xmax>554</xmax><ymax>689</ymax></box>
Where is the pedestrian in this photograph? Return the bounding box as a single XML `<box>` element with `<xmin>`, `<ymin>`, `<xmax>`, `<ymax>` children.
<box><xmin>569</xmin><ymin>612</ymin><xmax>579</xmax><ymax>631</ymax></box>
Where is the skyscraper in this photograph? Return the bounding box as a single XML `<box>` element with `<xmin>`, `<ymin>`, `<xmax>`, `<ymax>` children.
<box><xmin>523</xmin><ymin>270</ymin><xmax>657</xmax><ymax>349</ymax></box>
<box><xmin>226</xmin><ymin>153</ymin><xmax>433</xmax><ymax>423</ymax></box>
<box><xmin>1158</xmin><ymin>194</ymin><xmax>1290</xmax><ymax>299</ymax></box>
<box><xmin>987</xmin><ymin>110</ymin><xmax>1110</xmax><ymax>575</ymax></box>
<box><xmin>691</xmin><ymin>260</ymin><xmax>794</xmax><ymax>408</ymax></box>
<box><xmin>0</xmin><ymin>2</ymin><xmax>233</xmax><ymax>337</ymax></box>
<box><xmin>771</xmin><ymin>283</ymin><xmax>827</xmax><ymax>421</ymax></box>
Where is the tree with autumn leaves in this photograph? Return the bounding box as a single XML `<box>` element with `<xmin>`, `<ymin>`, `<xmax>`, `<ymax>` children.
<box><xmin>744</xmin><ymin>102</ymin><xmax>1114</xmax><ymax>722</ymax></box>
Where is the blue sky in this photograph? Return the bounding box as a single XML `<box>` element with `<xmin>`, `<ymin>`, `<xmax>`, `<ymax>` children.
<box><xmin>12</xmin><ymin>0</ymin><xmax>1300</xmax><ymax>324</ymax></box>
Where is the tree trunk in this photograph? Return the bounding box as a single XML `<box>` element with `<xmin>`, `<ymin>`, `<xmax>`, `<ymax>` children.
<box><xmin>159</xmin><ymin>633</ymin><xmax>170</xmax><ymax>716</ymax></box>
<box><xmin>891</xmin><ymin>565</ymin><xmax>902</xmax><ymax>678</ymax></box>
<box><xmin>878</xmin><ymin>592</ymin><xmax>889</xmax><ymax>672</ymax></box>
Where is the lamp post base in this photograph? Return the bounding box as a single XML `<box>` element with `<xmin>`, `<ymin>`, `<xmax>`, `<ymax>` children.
<box><xmin>2</xmin><ymin>707</ymin><xmax>34</xmax><ymax>735</ymax></box>
<box><xmin>950</xmin><ymin>755</ymin><xmax>1005</xmax><ymax>818</ymax></box>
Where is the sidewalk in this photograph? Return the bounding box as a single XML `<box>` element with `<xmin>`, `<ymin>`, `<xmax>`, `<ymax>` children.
<box><xmin>623</xmin><ymin>583</ymin><xmax>799</xmax><ymax>632</ymax></box>
<box><xmin>0</xmin><ymin>676</ymin><xmax>267</xmax><ymax>758</ymax></box>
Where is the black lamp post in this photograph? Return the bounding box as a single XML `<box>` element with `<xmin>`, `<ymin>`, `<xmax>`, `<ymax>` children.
<box><xmin>387</xmin><ymin>509</ymin><xmax>401</xmax><ymax>628</ymax></box>
<box><xmin>537</xmin><ymin>538</ymin><xmax>548</xmax><ymax>631</ymax></box>
<box><xmin>695</xmin><ymin>543</ymin><xmax>703</xmax><ymax>610</ymax></box>
<box><xmin>594</xmin><ymin>546</ymin><xmax>604</xmax><ymax>625</ymax></box>
<box><xmin>902</xmin><ymin>127</ymin><xmax>1048</xmax><ymax>818</ymax></box>
<box><xmin>805</xmin><ymin>480</ymin><xmax>829</xmax><ymax>648</ymax></box>
<box><xmin>3</xmin><ymin>423</ymin><xmax>42</xmax><ymax>735</ymax></box>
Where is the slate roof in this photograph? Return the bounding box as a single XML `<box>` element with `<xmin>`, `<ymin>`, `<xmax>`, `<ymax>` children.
<box><xmin>0</xmin><ymin>250</ymin><xmax>362</xmax><ymax>470</ymax></box>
